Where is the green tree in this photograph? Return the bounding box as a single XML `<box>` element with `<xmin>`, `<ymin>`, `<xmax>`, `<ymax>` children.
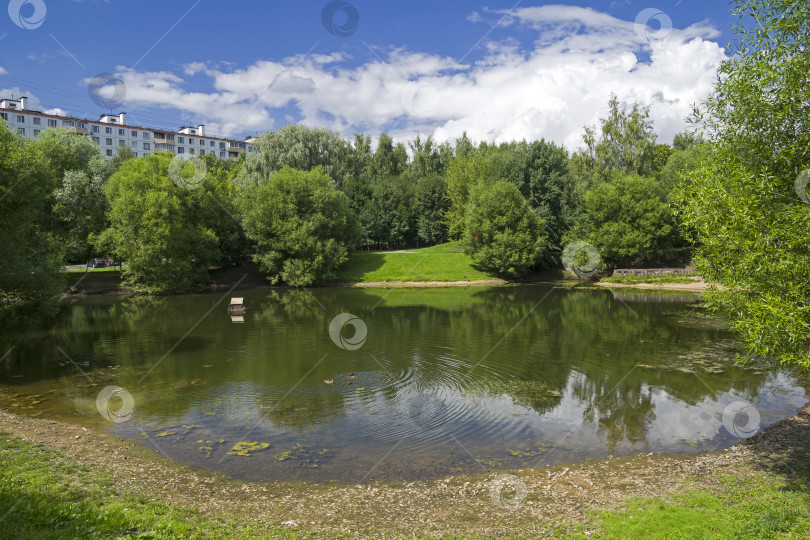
<box><xmin>0</xmin><ymin>122</ymin><xmax>63</xmax><ymax>313</ymax></box>
<box><xmin>96</xmin><ymin>154</ymin><xmax>220</xmax><ymax>293</ymax></box>
<box><xmin>674</xmin><ymin>0</ymin><xmax>810</xmax><ymax>368</ymax></box>
<box><xmin>414</xmin><ymin>173</ymin><xmax>449</xmax><ymax>246</ymax></box>
<box><xmin>463</xmin><ymin>180</ymin><xmax>547</xmax><ymax>277</ymax></box>
<box><xmin>358</xmin><ymin>174</ymin><xmax>414</xmax><ymax>249</ymax></box>
<box><xmin>445</xmin><ymin>148</ymin><xmax>500</xmax><ymax>238</ymax></box>
<box><xmin>34</xmin><ymin>128</ymin><xmax>102</xmax><ymax>178</ymax></box>
<box><xmin>494</xmin><ymin>139</ymin><xmax>574</xmax><ymax>259</ymax></box>
<box><xmin>240</xmin><ymin>166</ymin><xmax>360</xmax><ymax>286</ymax></box>
<box><xmin>245</xmin><ymin>125</ymin><xmax>345</xmax><ymax>186</ymax></box>
<box><xmin>31</xmin><ymin>129</ymin><xmax>114</xmax><ymax>263</ymax></box>
<box><xmin>575</xmin><ymin>94</ymin><xmax>658</xmax><ymax>181</ymax></box>
<box><xmin>575</xmin><ymin>174</ymin><xmax>677</xmax><ymax>269</ymax></box>
<box><xmin>52</xmin><ymin>169</ymin><xmax>108</xmax><ymax>262</ymax></box>
<box><xmin>672</xmin><ymin>131</ymin><xmax>703</xmax><ymax>152</ymax></box>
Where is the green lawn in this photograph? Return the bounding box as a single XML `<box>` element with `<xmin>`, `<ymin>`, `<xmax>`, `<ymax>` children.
<box><xmin>337</xmin><ymin>242</ymin><xmax>499</xmax><ymax>282</ymax></box>
<box><xmin>592</xmin><ymin>475</ymin><xmax>810</xmax><ymax>539</ymax></box>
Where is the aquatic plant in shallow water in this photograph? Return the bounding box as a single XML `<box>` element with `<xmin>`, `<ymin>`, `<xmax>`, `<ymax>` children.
<box><xmin>228</xmin><ymin>441</ymin><xmax>270</xmax><ymax>456</ymax></box>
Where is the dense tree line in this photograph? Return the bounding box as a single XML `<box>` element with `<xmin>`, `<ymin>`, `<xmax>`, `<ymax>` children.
<box><xmin>0</xmin><ymin>95</ymin><xmax>699</xmax><ymax>300</ymax></box>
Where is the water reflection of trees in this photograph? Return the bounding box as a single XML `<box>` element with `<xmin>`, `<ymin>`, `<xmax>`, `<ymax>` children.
<box><xmin>2</xmin><ymin>285</ymin><xmax>777</xmax><ymax>445</ymax></box>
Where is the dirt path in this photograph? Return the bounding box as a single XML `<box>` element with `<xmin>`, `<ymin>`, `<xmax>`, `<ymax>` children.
<box><xmin>594</xmin><ymin>281</ymin><xmax>710</xmax><ymax>292</ymax></box>
<box><xmin>1</xmin><ymin>401</ymin><xmax>807</xmax><ymax>537</ymax></box>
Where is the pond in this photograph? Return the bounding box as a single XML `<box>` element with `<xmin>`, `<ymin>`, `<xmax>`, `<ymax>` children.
<box><xmin>0</xmin><ymin>284</ymin><xmax>807</xmax><ymax>483</ymax></box>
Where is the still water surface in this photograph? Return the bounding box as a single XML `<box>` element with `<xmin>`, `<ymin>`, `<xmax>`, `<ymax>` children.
<box><xmin>1</xmin><ymin>285</ymin><xmax>807</xmax><ymax>482</ymax></box>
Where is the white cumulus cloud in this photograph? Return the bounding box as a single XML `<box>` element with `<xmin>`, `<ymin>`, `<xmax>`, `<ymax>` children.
<box><xmin>90</xmin><ymin>4</ymin><xmax>727</xmax><ymax>149</ymax></box>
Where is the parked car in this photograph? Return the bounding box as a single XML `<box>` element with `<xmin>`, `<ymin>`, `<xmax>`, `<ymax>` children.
<box><xmin>87</xmin><ymin>258</ymin><xmax>107</xmax><ymax>268</ymax></box>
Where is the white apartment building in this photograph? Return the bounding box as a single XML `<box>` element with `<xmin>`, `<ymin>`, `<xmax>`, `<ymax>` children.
<box><xmin>0</xmin><ymin>96</ymin><xmax>256</xmax><ymax>160</ymax></box>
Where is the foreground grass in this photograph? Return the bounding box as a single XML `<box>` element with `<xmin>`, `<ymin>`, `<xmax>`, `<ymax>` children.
<box><xmin>337</xmin><ymin>242</ymin><xmax>498</xmax><ymax>282</ymax></box>
<box><xmin>600</xmin><ymin>274</ymin><xmax>699</xmax><ymax>285</ymax></box>
<box><xmin>0</xmin><ymin>434</ymin><xmax>298</xmax><ymax>539</ymax></box>
<box><xmin>592</xmin><ymin>475</ymin><xmax>810</xmax><ymax>539</ymax></box>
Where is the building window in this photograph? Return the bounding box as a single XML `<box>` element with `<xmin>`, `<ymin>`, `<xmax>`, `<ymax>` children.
<box><xmin>209</xmin><ymin>140</ymin><xmax>215</xmax><ymax>147</ymax></box>
<box><xmin>131</xmin><ymin>130</ymin><xmax>138</xmax><ymax>137</ymax></box>
<box><xmin>92</xmin><ymin>136</ymin><xmax>100</xmax><ymax>144</ymax></box>
<box><xmin>16</xmin><ymin>115</ymin><xmax>24</xmax><ymax>123</ymax></box>
<box><xmin>143</xmin><ymin>132</ymin><xmax>150</xmax><ymax>139</ymax></box>
<box><xmin>104</xmin><ymin>127</ymin><xmax>111</xmax><ymax>134</ymax></box>
<box><xmin>17</xmin><ymin>127</ymin><xmax>25</xmax><ymax>135</ymax></box>
<box><xmin>92</xmin><ymin>125</ymin><xmax>99</xmax><ymax>133</ymax></box>
<box><xmin>189</xmin><ymin>148</ymin><xmax>195</xmax><ymax>155</ymax></box>
<box><xmin>219</xmin><ymin>142</ymin><xmax>225</xmax><ymax>149</ymax></box>
<box><xmin>199</xmin><ymin>139</ymin><xmax>204</xmax><ymax>146</ymax></box>
<box><xmin>33</xmin><ymin>117</ymin><xmax>41</xmax><ymax>125</ymax></box>
<box><xmin>33</xmin><ymin>129</ymin><xmax>41</xmax><ymax>136</ymax></box>
<box><xmin>220</xmin><ymin>151</ymin><xmax>226</xmax><ymax>158</ymax></box>
<box><xmin>166</xmin><ymin>134</ymin><xmax>174</xmax><ymax>141</ymax></box>
<box><xmin>178</xmin><ymin>136</ymin><xmax>184</xmax><ymax>144</ymax></box>
<box><xmin>105</xmin><ymin>138</ymin><xmax>113</xmax><ymax>146</ymax></box>
<box><xmin>188</xmin><ymin>138</ymin><xmax>194</xmax><ymax>145</ymax></box>
<box><xmin>118</xmin><ymin>129</ymin><xmax>124</xmax><ymax>136</ymax></box>
<box><xmin>0</xmin><ymin>112</ymin><xmax>7</xmax><ymax>121</ymax></box>
<box><xmin>48</xmin><ymin>119</ymin><xmax>57</xmax><ymax>127</ymax></box>
<box><xmin>177</xmin><ymin>147</ymin><xmax>185</xmax><ymax>154</ymax></box>
<box><xmin>131</xmin><ymin>141</ymin><xmax>137</xmax><ymax>149</ymax></box>
<box><xmin>106</xmin><ymin>149</ymin><xmax>113</xmax><ymax>156</ymax></box>
<box><xmin>143</xmin><ymin>142</ymin><xmax>150</xmax><ymax>150</ymax></box>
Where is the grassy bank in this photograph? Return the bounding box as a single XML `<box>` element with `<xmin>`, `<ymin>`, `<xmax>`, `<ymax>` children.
<box><xmin>594</xmin><ymin>475</ymin><xmax>810</xmax><ymax>538</ymax></box>
<box><xmin>1</xmin><ymin>397</ymin><xmax>809</xmax><ymax>538</ymax></box>
<box><xmin>0</xmin><ymin>434</ymin><xmax>295</xmax><ymax>539</ymax></box>
<box><xmin>337</xmin><ymin>242</ymin><xmax>498</xmax><ymax>283</ymax></box>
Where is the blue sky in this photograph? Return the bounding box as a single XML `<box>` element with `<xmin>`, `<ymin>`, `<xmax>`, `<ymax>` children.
<box><xmin>1</xmin><ymin>0</ymin><xmax>738</xmax><ymax>148</ymax></box>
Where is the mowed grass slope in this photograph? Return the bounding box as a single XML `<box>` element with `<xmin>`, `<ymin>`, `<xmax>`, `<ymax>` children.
<box><xmin>336</xmin><ymin>242</ymin><xmax>499</xmax><ymax>283</ymax></box>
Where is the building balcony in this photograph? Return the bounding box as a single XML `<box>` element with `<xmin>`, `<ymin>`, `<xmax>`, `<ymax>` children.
<box><xmin>62</xmin><ymin>126</ymin><xmax>88</xmax><ymax>135</ymax></box>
